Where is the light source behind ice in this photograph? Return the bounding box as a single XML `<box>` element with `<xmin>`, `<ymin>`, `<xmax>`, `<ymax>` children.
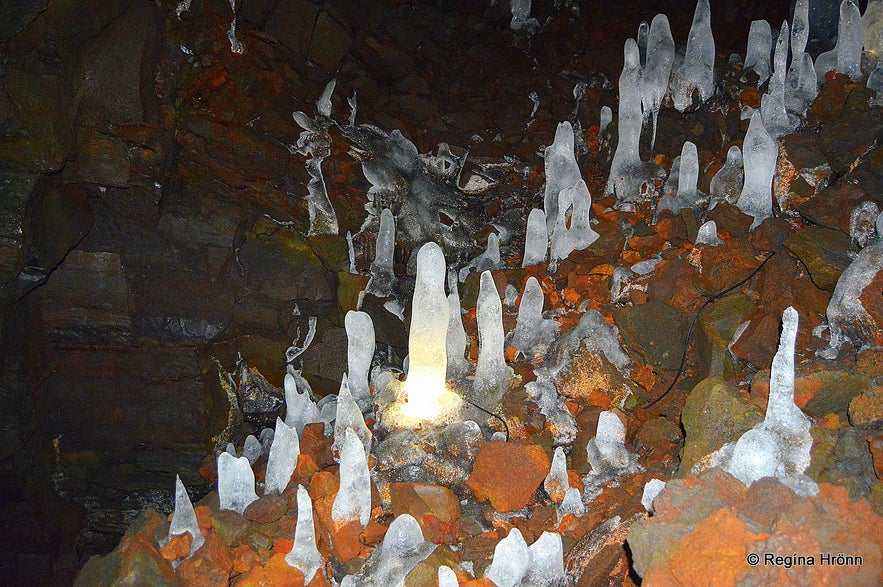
<box><xmin>345</xmin><ymin>310</ymin><xmax>375</xmax><ymax>408</ymax></box>
<box><xmin>218</xmin><ymin>452</ymin><xmax>258</xmax><ymax>514</ymax></box>
<box><xmin>331</xmin><ymin>428</ymin><xmax>371</xmax><ymax>528</ymax></box>
<box><xmin>484</xmin><ymin>528</ymin><xmax>529</xmax><ymax>587</ymax></box>
<box><xmin>735</xmin><ymin>112</ymin><xmax>777</xmax><ymax>229</ymax></box>
<box><xmin>264</xmin><ymin>418</ymin><xmax>301</xmax><ymax>495</ymax></box>
<box><xmin>163</xmin><ymin>475</ymin><xmax>205</xmax><ymax>559</ymax></box>
<box><xmin>285</xmin><ymin>485</ymin><xmax>324</xmax><ymax>582</ymax></box>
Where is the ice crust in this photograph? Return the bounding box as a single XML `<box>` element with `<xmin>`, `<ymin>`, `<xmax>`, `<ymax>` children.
<box><xmin>264</xmin><ymin>417</ymin><xmax>300</xmax><ymax>495</ymax></box>
<box><xmin>285</xmin><ymin>485</ymin><xmax>324</xmax><ymax>582</ymax></box>
<box><xmin>217</xmin><ymin>452</ymin><xmax>258</xmax><ymax>514</ymax></box>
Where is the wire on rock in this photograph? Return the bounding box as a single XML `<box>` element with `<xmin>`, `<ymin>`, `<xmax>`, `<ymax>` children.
<box><xmin>465</xmin><ymin>399</ymin><xmax>510</xmax><ymax>441</ymax></box>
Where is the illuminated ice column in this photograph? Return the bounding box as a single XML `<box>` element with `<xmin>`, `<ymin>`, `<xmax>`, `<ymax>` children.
<box><xmin>405</xmin><ymin>242</ymin><xmax>449</xmax><ymax>417</ymax></box>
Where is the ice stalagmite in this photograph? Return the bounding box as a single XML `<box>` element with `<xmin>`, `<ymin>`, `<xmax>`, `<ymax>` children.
<box><xmin>446</xmin><ymin>269</ymin><xmax>470</xmax><ymax>380</ymax></box>
<box><xmin>345</xmin><ymin>310</ymin><xmax>375</xmax><ymax>408</ymax></box>
<box><xmin>642</xmin><ymin>14</ymin><xmax>675</xmax><ymax>151</ymax></box>
<box><xmin>658</xmin><ymin>141</ymin><xmax>700</xmax><ymax>215</ymax></box>
<box><xmin>744</xmin><ymin>20</ymin><xmax>772</xmax><ymax>85</ymax></box>
<box><xmin>264</xmin><ymin>418</ymin><xmax>300</xmax><ymax>495</ymax></box>
<box><xmin>558</xmin><ymin>487</ymin><xmax>586</xmax><ymax>519</ymax></box>
<box><xmin>792</xmin><ymin>0</ymin><xmax>809</xmax><ymax>55</ymax></box>
<box><xmin>727</xmin><ymin>307</ymin><xmax>816</xmax><ymax>495</ymax></box>
<box><xmin>695</xmin><ymin>220</ymin><xmax>723</xmax><ymax>246</ymax></box>
<box><xmin>525</xmin><ymin>531</ymin><xmax>566</xmax><ymax>587</ymax></box>
<box><xmin>671</xmin><ymin>0</ymin><xmax>715</xmax><ymax>112</ymax></box>
<box><xmin>355</xmin><ymin>514</ymin><xmax>435</xmax><ymax>586</ymax></box>
<box><xmin>331</xmin><ymin>428</ymin><xmax>371</xmax><ymax>528</ymax></box>
<box><xmin>637</xmin><ymin>21</ymin><xmax>650</xmax><ymax>66</ymax></box>
<box><xmin>285</xmin><ymin>485</ymin><xmax>324</xmax><ymax>582</ymax></box>
<box><xmin>284</xmin><ymin>371</ymin><xmax>321</xmax><ymax>435</ymax></box>
<box><xmin>438</xmin><ymin>566</ymin><xmax>458</xmax><ymax>587</ymax></box>
<box><xmin>474</xmin><ymin>270</ymin><xmax>512</xmax><ymax>406</ymax></box>
<box><xmin>544</xmin><ymin>446</ymin><xmax>570</xmax><ymax>503</ymax></box>
<box><xmin>709</xmin><ymin>146</ymin><xmax>743</xmax><ymax>207</ymax></box>
<box><xmin>551</xmin><ymin>180</ymin><xmax>600</xmax><ymax>265</ymax></box>
<box><xmin>509</xmin><ymin>276</ymin><xmax>559</xmax><ymax>359</ymax></box>
<box><xmin>523</xmin><ymin>208</ymin><xmax>548</xmax><ymax>267</ymax></box>
<box><xmin>485</xmin><ymin>528</ymin><xmax>529</xmax><ymax>587</ymax></box>
<box><xmin>459</xmin><ymin>233</ymin><xmax>502</xmax><ymax>281</ymax></box>
<box><xmin>836</xmin><ymin>0</ymin><xmax>863</xmax><ymax>81</ymax></box>
<box><xmin>163</xmin><ymin>475</ymin><xmax>205</xmax><ymax>559</ymax></box>
<box><xmin>587</xmin><ymin>411</ymin><xmax>637</xmax><ymax>473</ymax></box>
<box><xmin>599</xmin><ymin>105</ymin><xmax>613</xmax><ymax>138</ymax></box>
<box><xmin>510</xmin><ymin>0</ymin><xmax>539</xmax><ymax>33</ymax></box>
<box><xmin>332</xmin><ymin>375</ymin><xmax>373</xmax><ymax>458</ymax></box>
<box><xmin>735</xmin><ymin>112</ymin><xmax>777</xmax><ymax>229</ymax></box>
<box><xmin>763</xmin><ymin>22</ymin><xmax>796</xmax><ymax>136</ymax></box>
<box><xmin>608</xmin><ymin>39</ymin><xmax>663</xmax><ymax>206</ymax></box>
<box><xmin>218</xmin><ymin>452</ymin><xmax>258</xmax><ymax>514</ymax></box>
<box><xmin>367</xmin><ymin>208</ymin><xmax>395</xmax><ymax>297</ymax></box>
<box><xmin>641</xmin><ymin>479</ymin><xmax>666</xmax><ymax>513</ymax></box>
<box><xmin>543</xmin><ymin>122</ymin><xmax>582</xmax><ymax>233</ymax></box>
<box><xmin>242</xmin><ymin>434</ymin><xmax>262</xmax><ymax>464</ymax></box>
<box><xmin>864</xmin><ymin>0</ymin><xmax>883</xmax><ymax>56</ymax></box>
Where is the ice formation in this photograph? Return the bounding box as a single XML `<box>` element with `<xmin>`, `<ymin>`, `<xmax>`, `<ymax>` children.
<box><xmin>695</xmin><ymin>220</ymin><xmax>723</xmax><ymax>246</ymax></box>
<box><xmin>836</xmin><ymin>0</ymin><xmax>863</xmax><ymax>81</ymax></box>
<box><xmin>509</xmin><ymin>0</ymin><xmax>540</xmax><ymax>34</ymax></box>
<box><xmin>446</xmin><ymin>269</ymin><xmax>470</xmax><ymax>380</ymax></box>
<box><xmin>762</xmin><ymin>22</ymin><xmax>797</xmax><ymax>136</ymax></box>
<box><xmin>864</xmin><ymin>0</ymin><xmax>883</xmax><ymax>56</ymax></box>
<box><xmin>725</xmin><ymin>307</ymin><xmax>816</xmax><ymax>496</ymax></box>
<box><xmin>473</xmin><ymin>270</ymin><xmax>513</xmax><ymax>405</ymax></box>
<box><xmin>284</xmin><ymin>370</ymin><xmax>321</xmax><ymax>435</ymax></box>
<box><xmin>599</xmin><ymin>105</ymin><xmax>613</xmax><ymax>138</ymax></box>
<box><xmin>586</xmin><ymin>411</ymin><xmax>638</xmax><ymax>474</ymax></box>
<box><xmin>226</xmin><ymin>0</ymin><xmax>243</xmax><ymax>54</ymax></box>
<box><xmin>735</xmin><ymin>112</ymin><xmax>777</xmax><ymax>229</ymax></box>
<box><xmin>508</xmin><ymin>276</ymin><xmax>559</xmax><ymax>359</ymax></box>
<box><xmin>709</xmin><ymin>146</ymin><xmax>743</xmax><ymax>207</ymax></box>
<box><xmin>459</xmin><ymin>233</ymin><xmax>502</xmax><ymax>281</ymax></box>
<box><xmin>348</xmin><ymin>514</ymin><xmax>435</xmax><ymax>587</ymax></box>
<box><xmin>345</xmin><ymin>310</ymin><xmax>375</xmax><ymax>408</ymax></box>
<box><xmin>525</xmin><ymin>531</ymin><xmax>566</xmax><ymax>587</ymax></box>
<box><xmin>544</xmin><ymin>446</ymin><xmax>570</xmax><ymax>503</ymax></box>
<box><xmin>332</xmin><ymin>375</ymin><xmax>373</xmax><ymax>458</ymax></box>
<box><xmin>642</xmin><ymin>14</ymin><xmax>675</xmax><ymax>151</ymax></box>
<box><xmin>285</xmin><ymin>485</ymin><xmax>324</xmax><ymax>582</ymax></box>
<box><xmin>484</xmin><ymin>528</ymin><xmax>529</xmax><ymax>587</ymax></box>
<box><xmin>641</xmin><ymin>479</ymin><xmax>666</xmax><ymax>514</ymax></box>
<box><xmin>367</xmin><ymin>208</ymin><xmax>396</xmax><ymax>297</ymax></box>
<box><xmin>525</xmin><ymin>376</ymin><xmax>578</xmax><ymax>445</ymax></box>
<box><xmin>657</xmin><ymin>141</ymin><xmax>700</xmax><ymax>215</ymax></box>
<box><xmin>523</xmin><ymin>208</ymin><xmax>549</xmax><ymax>267</ymax></box>
<box><xmin>670</xmin><ymin>0</ymin><xmax>715</xmax><ymax>112</ymax></box>
<box><xmin>162</xmin><ymin>475</ymin><xmax>205</xmax><ymax>559</ymax></box>
<box><xmin>849</xmin><ymin>201</ymin><xmax>880</xmax><ymax>247</ymax></box>
<box><xmin>818</xmin><ymin>212</ymin><xmax>883</xmax><ymax>358</ymax></box>
<box><xmin>438</xmin><ymin>566</ymin><xmax>458</xmax><ymax>587</ymax></box>
<box><xmin>543</xmin><ymin>122</ymin><xmax>583</xmax><ymax>233</ymax></box>
<box><xmin>608</xmin><ymin>38</ymin><xmax>663</xmax><ymax>206</ymax></box>
<box><xmin>217</xmin><ymin>452</ymin><xmax>258</xmax><ymax>514</ymax></box>
<box><xmin>331</xmin><ymin>428</ymin><xmax>371</xmax><ymax>528</ymax></box>
<box><xmin>792</xmin><ymin>0</ymin><xmax>809</xmax><ymax>55</ymax></box>
<box><xmin>550</xmin><ymin>180</ymin><xmax>600</xmax><ymax>266</ymax></box>
<box><xmin>637</xmin><ymin>21</ymin><xmax>650</xmax><ymax>65</ymax></box>
<box><xmin>744</xmin><ymin>20</ymin><xmax>772</xmax><ymax>84</ymax></box>
<box><xmin>264</xmin><ymin>418</ymin><xmax>300</xmax><ymax>495</ymax></box>
<box><xmin>558</xmin><ymin>487</ymin><xmax>586</xmax><ymax>519</ymax></box>
<box><xmin>242</xmin><ymin>434</ymin><xmax>262</xmax><ymax>464</ymax></box>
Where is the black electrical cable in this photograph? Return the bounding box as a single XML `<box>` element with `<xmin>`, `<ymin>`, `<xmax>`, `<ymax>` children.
<box><xmin>642</xmin><ymin>251</ymin><xmax>777</xmax><ymax>410</ymax></box>
<box><xmin>465</xmin><ymin>398</ymin><xmax>510</xmax><ymax>441</ymax></box>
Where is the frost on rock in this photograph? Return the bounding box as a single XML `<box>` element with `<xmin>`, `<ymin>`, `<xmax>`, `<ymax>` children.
<box><xmin>162</xmin><ymin>475</ymin><xmax>205</xmax><ymax>560</ymax></box>
<box><xmin>735</xmin><ymin>112</ymin><xmax>777</xmax><ymax>229</ymax></box>
<box><xmin>641</xmin><ymin>14</ymin><xmax>675</xmax><ymax>151</ymax></box>
<box><xmin>509</xmin><ymin>276</ymin><xmax>560</xmax><ymax>360</ymax></box>
<box><xmin>550</xmin><ymin>180</ymin><xmax>600</xmax><ymax>266</ymax></box>
<box><xmin>367</xmin><ymin>208</ymin><xmax>396</xmax><ymax>297</ymax></box>
<box><xmin>459</xmin><ymin>233</ymin><xmax>502</xmax><ymax>282</ymax></box>
<box><xmin>351</xmin><ymin>514</ymin><xmax>435</xmax><ymax>587</ymax></box>
<box><xmin>608</xmin><ymin>39</ymin><xmax>664</xmax><ymax>207</ymax></box>
<box><xmin>544</xmin><ymin>446</ymin><xmax>570</xmax><ymax>503</ymax></box>
<box><xmin>265</xmin><ymin>418</ymin><xmax>300</xmax><ymax>495</ymax></box>
<box><xmin>670</xmin><ymin>0</ymin><xmax>715</xmax><ymax>112</ymax></box>
<box><xmin>525</xmin><ymin>531</ymin><xmax>566</xmax><ymax>587</ymax></box>
<box><xmin>217</xmin><ymin>452</ymin><xmax>258</xmax><ymax>514</ymax></box>
<box><xmin>744</xmin><ymin>20</ymin><xmax>772</xmax><ymax>84</ymax></box>
<box><xmin>543</xmin><ymin>122</ymin><xmax>583</xmax><ymax>234</ymax></box>
<box><xmin>657</xmin><ymin>141</ymin><xmax>702</xmax><ymax>215</ymax></box>
<box><xmin>641</xmin><ymin>478</ymin><xmax>667</xmax><ymax>513</ymax></box>
<box><xmin>525</xmin><ymin>377</ymin><xmax>578</xmax><ymax>445</ymax></box>
<box><xmin>345</xmin><ymin>311</ymin><xmax>375</xmax><ymax>408</ymax></box>
<box><xmin>284</xmin><ymin>371</ymin><xmax>321</xmax><ymax>435</ymax></box>
<box><xmin>285</xmin><ymin>485</ymin><xmax>324</xmax><ymax>583</ymax></box>
<box><xmin>819</xmin><ymin>212</ymin><xmax>883</xmax><ymax>358</ymax></box>
<box><xmin>695</xmin><ymin>220</ymin><xmax>723</xmax><ymax>246</ymax></box>
<box><xmin>709</xmin><ymin>146</ymin><xmax>743</xmax><ymax>208</ymax></box>
<box><xmin>331</xmin><ymin>428</ymin><xmax>372</xmax><ymax>528</ymax></box>
<box><xmin>849</xmin><ymin>201</ymin><xmax>880</xmax><ymax>247</ymax></box>
<box><xmin>332</xmin><ymin>375</ymin><xmax>373</xmax><ymax>458</ymax></box>
<box><xmin>484</xmin><ymin>528</ymin><xmax>529</xmax><ymax>587</ymax></box>
<box><xmin>726</xmin><ymin>307</ymin><xmax>817</xmax><ymax>496</ymax></box>
<box><xmin>473</xmin><ymin>271</ymin><xmax>514</xmax><ymax>407</ymax></box>
<box><xmin>523</xmin><ymin>208</ymin><xmax>548</xmax><ymax>267</ymax></box>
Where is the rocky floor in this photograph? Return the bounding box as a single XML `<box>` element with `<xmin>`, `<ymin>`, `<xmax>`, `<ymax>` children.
<box><xmin>6</xmin><ymin>0</ymin><xmax>883</xmax><ymax>585</ymax></box>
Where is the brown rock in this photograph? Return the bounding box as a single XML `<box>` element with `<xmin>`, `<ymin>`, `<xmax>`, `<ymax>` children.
<box><xmin>849</xmin><ymin>386</ymin><xmax>883</xmax><ymax>429</ymax></box>
<box><xmin>232</xmin><ymin>552</ymin><xmax>305</xmax><ymax>586</ymax></box>
<box><xmin>177</xmin><ymin>532</ymin><xmax>234</xmax><ymax>587</ymax></box>
<box><xmin>389</xmin><ymin>483</ymin><xmax>462</xmax><ymax>544</ymax></box>
<box><xmin>160</xmin><ymin>533</ymin><xmax>192</xmax><ymax>561</ymax></box>
<box><xmin>467</xmin><ymin>441</ymin><xmax>550</xmax><ymax>512</ymax></box>
<box><xmin>244</xmin><ymin>493</ymin><xmax>288</xmax><ymax>524</ymax></box>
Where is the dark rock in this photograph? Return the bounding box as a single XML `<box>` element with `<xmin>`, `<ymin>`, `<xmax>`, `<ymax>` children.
<box><xmin>243</xmin><ymin>494</ymin><xmax>288</xmax><ymax>524</ymax></box>
<box><xmin>73</xmin><ymin>138</ymin><xmax>131</xmax><ymax>187</ymax></box>
<box><xmin>679</xmin><ymin>377</ymin><xmax>763</xmax><ymax>475</ymax></box>
<box><xmin>300</xmin><ymin>325</ymin><xmax>348</xmax><ymax>396</ymax></box>
<box><xmin>309</xmin><ymin>9</ymin><xmax>353</xmax><ymax>72</ymax></box>
<box><xmin>706</xmin><ymin>202</ymin><xmax>753</xmax><ymax>240</ymax></box>
<box><xmin>695</xmin><ymin>293</ymin><xmax>754</xmax><ymax>379</ymax></box>
<box><xmin>264</xmin><ymin>1</ymin><xmax>317</xmax><ymax>61</ymax></box>
<box><xmin>210</xmin><ymin>509</ymin><xmax>250</xmax><ymax>548</ymax></box>
<box><xmin>817</xmin><ymin>85</ymin><xmax>883</xmax><ymax>175</ymax></box>
<box><xmin>784</xmin><ymin>226</ymin><xmax>853</xmax><ymax>291</ymax></box>
<box><xmin>613</xmin><ymin>300</ymin><xmax>685</xmax><ymax>371</ymax></box>
<box><xmin>0</xmin><ymin>173</ymin><xmax>38</xmax><ymax>285</ymax></box>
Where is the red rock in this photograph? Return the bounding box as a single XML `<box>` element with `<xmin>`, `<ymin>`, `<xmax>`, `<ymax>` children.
<box><xmin>467</xmin><ymin>441</ymin><xmax>551</xmax><ymax>512</ymax></box>
<box><xmin>231</xmin><ymin>543</ymin><xmax>263</xmax><ymax>575</ymax></box>
<box><xmin>244</xmin><ymin>493</ymin><xmax>288</xmax><ymax>524</ymax></box>
<box><xmin>232</xmin><ymin>552</ymin><xmax>305</xmax><ymax>586</ymax></box>
<box><xmin>177</xmin><ymin>532</ymin><xmax>234</xmax><ymax>587</ymax></box>
<box><xmin>389</xmin><ymin>483</ymin><xmax>462</xmax><ymax>544</ymax></box>
<box><xmin>301</xmin><ymin>423</ymin><xmax>334</xmax><ymax>469</ymax></box>
<box><xmin>313</xmin><ymin>494</ymin><xmax>362</xmax><ymax>563</ymax></box>
<box><xmin>194</xmin><ymin>505</ymin><xmax>213</xmax><ymax>533</ymax></box>
<box><xmin>160</xmin><ymin>533</ymin><xmax>192</xmax><ymax>561</ymax></box>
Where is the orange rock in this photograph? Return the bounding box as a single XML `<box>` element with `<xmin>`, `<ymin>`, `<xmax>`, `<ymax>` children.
<box><xmin>301</xmin><ymin>423</ymin><xmax>334</xmax><ymax>469</ymax></box>
<box><xmin>178</xmin><ymin>532</ymin><xmax>234</xmax><ymax>587</ymax></box>
<box><xmin>360</xmin><ymin>519</ymin><xmax>388</xmax><ymax>546</ymax></box>
<box><xmin>740</xmin><ymin>86</ymin><xmax>761</xmax><ymax>107</ymax></box>
<box><xmin>194</xmin><ymin>506</ymin><xmax>213</xmax><ymax>533</ymax></box>
<box><xmin>631</xmin><ymin>363</ymin><xmax>658</xmax><ymax>392</ymax></box>
<box><xmin>389</xmin><ymin>483</ymin><xmax>462</xmax><ymax>544</ymax></box>
<box><xmin>160</xmin><ymin>533</ymin><xmax>192</xmax><ymax>561</ymax></box>
<box><xmin>231</xmin><ymin>543</ymin><xmax>263</xmax><ymax>575</ymax></box>
<box><xmin>467</xmin><ymin>441</ymin><xmax>551</xmax><ymax>512</ymax></box>
<box><xmin>587</xmin><ymin>390</ymin><xmax>612</xmax><ymax>410</ymax></box>
<box><xmin>232</xmin><ymin>552</ymin><xmax>305</xmax><ymax>586</ymax></box>
<box><xmin>309</xmin><ymin>471</ymin><xmax>339</xmax><ymax>501</ymax></box>
<box><xmin>504</xmin><ymin>346</ymin><xmax>518</xmax><ymax>362</ymax></box>
<box><xmin>313</xmin><ymin>495</ymin><xmax>363</xmax><ymax>563</ymax></box>
<box><xmin>563</xmin><ymin>287</ymin><xmax>582</xmax><ymax>305</ymax></box>
<box><xmin>567</xmin><ymin>470</ymin><xmax>584</xmax><ymax>494</ymax></box>
<box><xmin>295</xmin><ymin>454</ymin><xmax>320</xmax><ymax>481</ymax></box>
